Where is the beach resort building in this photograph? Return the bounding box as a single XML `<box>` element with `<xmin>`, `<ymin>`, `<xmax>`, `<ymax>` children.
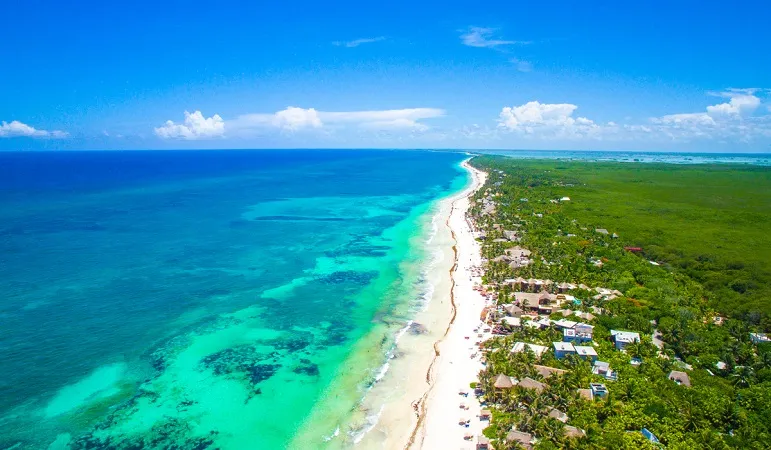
<box><xmin>553</xmin><ymin>319</ymin><xmax>577</xmax><ymax>330</ymax></box>
<box><xmin>553</xmin><ymin>342</ymin><xmax>576</xmax><ymax>359</ymax></box>
<box><xmin>610</xmin><ymin>329</ymin><xmax>641</xmax><ymax>350</ymax></box>
<box><xmin>563</xmin><ymin>323</ymin><xmax>594</xmax><ymax>343</ymax></box>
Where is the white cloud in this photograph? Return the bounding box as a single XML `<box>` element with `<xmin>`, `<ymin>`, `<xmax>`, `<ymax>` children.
<box><xmin>460</xmin><ymin>27</ymin><xmax>530</xmax><ymax>48</ymax></box>
<box><xmin>229</xmin><ymin>107</ymin><xmax>444</xmax><ymax>134</ymax></box>
<box><xmin>497</xmin><ymin>101</ymin><xmax>601</xmax><ymax>138</ymax></box>
<box><xmin>0</xmin><ymin>120</ymin><xmax>68</xmax><ymax>138</ymax></box>
<box><xmin>493</xmin><ymin>89</ymin><xmax>771</xmax><ymax>144</ymax></box>
<box><xmin>332</xmin><ymin>37</ymin><xmax>386</xmax><ymax>48</ymax></box>
<box><xmin>705</xmin><ymin>92</ymin><xmax>760</xmax><ymax>117</ymax></box>
<box><xmin>510</xmin><ymin>58</ymin><xmax>533</xmax><ymax>72</ymax></box>
<box><xmin>272</xmin><ymin>107</ymin><xmax>323</xmax><ymax>130</ymax></box>
<box><xmin>154</xmin><ymin>111</ymin><xmax>225</xmax><ymax>140</ymax></box>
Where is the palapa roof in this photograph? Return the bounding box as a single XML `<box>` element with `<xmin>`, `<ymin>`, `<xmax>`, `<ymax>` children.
<box><xmin>564</xmin><ymin>425</ymin><xmax>586</xmax><ymax>438</ymax></box>
<box><xmin>577</xmin><ymin>388</ymin><xmax>594</xmax><ymax>401</ymax></box>
<box><xmin>504</xmin><ymin>304</ymin><xmax>523</xmax><ymax>315</ymax></box>
<box><xmin>548</xmin><ymin>408</ymin><xmax>569</xmax><ymax>423</ymax></box>
<box><xmin>477</xmin><ymin>435</ymin><xmax>490</xmax><ymax>445</ymax></box>
<box><xmin>518</xmin><ymin>377</ymin><xmax>546</xmax><ymax>392</ymax></box>
<box><xmin>539</xmin><ymin>291</ymin><xmax>552</xmax><ymax>301</ymax></box>
<box><xmin>480</xmin><ymin>409</ymin><xmax>492</xmax><ymax>417</ymax></box>
<box><xmin>493</xmin><ymin>373</ymin><xmax>516</xmax><ymax>389</ymax></box>
<box><xmin>534</xmin><ymin>364</ymin><xmax>568</xmax><ymax>378</ymax></box>
<box><xmin>506</xmin><ymin>430</ymin><xmax>534</xmax><ymax>445</ymax></box>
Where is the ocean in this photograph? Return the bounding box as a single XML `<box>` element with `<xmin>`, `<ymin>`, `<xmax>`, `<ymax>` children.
<box><xmin>475</xmin><ymin>149</ymin><xmax>771</xmax><ymax>165</ymax></box>
<box><xmin>0</xmin><ymin>150</ymin><xmax>468</xmax><ymax>449</ymax></box>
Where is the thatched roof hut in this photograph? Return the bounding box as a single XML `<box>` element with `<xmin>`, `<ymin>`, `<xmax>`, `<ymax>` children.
<box><xmin>506</xmin><ymin>430</ymin><xmax>534</xmax><ymax>449</ymax></box>
<box><xmin>518</xmin><ymin>377</ymin><xmax>546</xmax><ymax>392</ymax></box>
<box><xmin>564</xmin><ymin>425</ymin><xmax>586</xmax><ymax>438</ymax></box>
<box><xmin>493</xmin><ymin>374</ymin><xmax>516</xmax><ymax>389</ymax></box>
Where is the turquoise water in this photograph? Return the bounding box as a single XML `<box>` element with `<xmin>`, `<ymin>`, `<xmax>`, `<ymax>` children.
<box><xmin>0</xmin><ymin>150</ymin><xmax>467</xmax><ymax>449</ymax></box>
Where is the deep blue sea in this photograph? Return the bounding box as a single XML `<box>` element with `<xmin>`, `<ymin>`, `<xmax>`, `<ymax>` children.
<box><xmin>0</xmin><ymin>150</ymin><xmax>468</xmax><ymax>449</ymax></box>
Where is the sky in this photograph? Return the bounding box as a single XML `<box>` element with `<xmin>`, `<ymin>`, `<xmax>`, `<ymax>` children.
<box><xmin>1</xmin><ymin>0</ymin><xmax>770</xmax><ymax>152</ymax></box>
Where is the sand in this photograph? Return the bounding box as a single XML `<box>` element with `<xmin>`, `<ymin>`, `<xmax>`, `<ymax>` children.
<box><xmin>353</xmin><ymin>160</ymin><xmax>489</xmax><ymax>450</ymax></box>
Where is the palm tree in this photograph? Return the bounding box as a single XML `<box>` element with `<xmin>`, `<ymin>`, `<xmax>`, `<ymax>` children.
<box><xmin>730</xmin><ymin>365</ymin><xmax>755</xmax><ymax>387</ymax></box>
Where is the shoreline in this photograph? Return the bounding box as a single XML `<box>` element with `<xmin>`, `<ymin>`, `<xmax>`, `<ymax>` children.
<box><xmin>351</xmin><ymin>159</ymin><xmax>487</xmax><ymax>449</ymax></box>
<box><xmin>411</xmin><ymin>160</ymin><xmax>489</xmax><ymax>449</ymax></box>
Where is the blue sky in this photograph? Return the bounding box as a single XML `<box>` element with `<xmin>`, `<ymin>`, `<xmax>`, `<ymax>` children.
<box><xmin>2</xmin><ymin>0</ymin><xmax>770</xmax><ymax>151</ymax></box>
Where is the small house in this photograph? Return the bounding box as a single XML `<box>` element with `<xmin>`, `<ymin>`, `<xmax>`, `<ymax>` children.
<box><xmin>590</xmin><ymin>383</ymin><xmax>608</xmax><ymax>398</ymax></box>
<box><xmin>479</xmin><ymin>409</ymin><xmax>492</xmax><ymax>421</ymax></box>
<box><xmin>750</xmin><ymin>333</ymin><xmax>771</xmax><ymax>344</ymax></box>
<box><xmin>668</xmin><ymin>370</ymin><xmax>691</xmax><ymax>387</ymax></box>
<box><xmin>553</xmin><ymin>319</ymin><xmax>577</xmax><ymax>330</ymax></box>
<box><xmin>610</xmin><ymin>329</ymin><xmax>640</xmax><ymax>350</ymax></box>
<box><xmin>595</xmin><ymin>228</ymin><xmax>609</xmax><ymax>235</ymax></box>
<box><xmin>476</xmin><ymin>435</ymin><xmax>491</xmax><ymax>450</ymax></box>
<box><xmin>577</xmin><ymin>388</ymin><xmax>594</xmax><ymax>401</ymax></box>
<box><xmin>564</xmin><ymin>324</ymin><xmax>593</xmax><ymax>343</ymax></box>
<box><xmin>574</xmin><ymin>345</ymin><xmax>598</xmax><ymax>362</ymax></box>
<box><xmin>592</xmin><ymin>361</ymin><xmax>616</xmax><ymax>380</ymax></box>
<box><xmin>553</xmin><ymin>342</ymin><xmax>576</xmax><ymax>359</ymax></box>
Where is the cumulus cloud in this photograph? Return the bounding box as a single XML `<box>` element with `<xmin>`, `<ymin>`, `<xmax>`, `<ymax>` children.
<box><xmin>0</xmin><ymin>120</ymin><xmax>68</xmax><ymax>138</ymax></box>
<box><xmin>332</xmin><ymin>37</ymin><xmax>386</xmax><ymax>48</ymax></box>
<box><xmin>493</xmin><ymin>89</ymin><xmax>770</xmax><ymax>144</ymax></box>
<box><xmin>646</xmin><ymin>90</ymin><xmax>768</xmax><ymax>142</ymax></box>
<box><xmin>497</xmin><ymin>101</ymin><xmax>601</xmax><ymax>138</ymax></box>
<box><xmin>154</xmin><ymin>111</ymin><xmax>225</xmax><ymax>140</ymax></box>
<box><xmin>460</xmin><ymin>27</ymin><xmax>530</xmax><ymax>48</ymax></box>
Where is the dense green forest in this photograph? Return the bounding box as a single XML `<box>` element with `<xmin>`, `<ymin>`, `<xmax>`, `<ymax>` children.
<box><xmin>468</xmin><ymin>156</ymin><xmax>771</xmax><ymax>449</ymax></box>
<box><xmin>478</xmin><ymin>157</ymin><xmax>771</xmax><ymax>327</ymax></box>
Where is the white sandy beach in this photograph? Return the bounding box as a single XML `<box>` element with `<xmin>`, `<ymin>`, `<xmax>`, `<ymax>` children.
<box><xmin>413</xmin><ymin>162</ymin><xmax>490</xmax><ymax>450</ymax></box>
<box><xmin>352</xmin><ymin>160</ymin><xmax>489</xmax><ymax>450</ymax></box>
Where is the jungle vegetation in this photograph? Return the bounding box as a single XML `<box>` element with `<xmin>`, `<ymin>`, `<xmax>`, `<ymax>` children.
<box><xmin>468</xmin><ymin>156</ymin><xmax>771</xmax><ymax>449</ymax></box>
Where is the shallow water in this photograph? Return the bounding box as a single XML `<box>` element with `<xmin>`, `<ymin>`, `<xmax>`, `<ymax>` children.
<box><xmin>0</xmin><ymin>149</ymin><xmax>467</xmax><ymax>449</ymax></box>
